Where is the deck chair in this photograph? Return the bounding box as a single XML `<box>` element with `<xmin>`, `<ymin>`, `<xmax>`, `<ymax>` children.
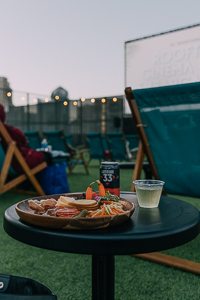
<box><xmin>0</xmin><ymin>120</ymin><xmax>47</xmax><ymax>196</ymax></box>
<box><xmin>65</xmin><ymin>134</ymin><xmax>86</xmax><ymax>150</ymax></box>
<box><xmin>125</xmin><ymin>82</ymin><xmax>200</xmax><ymax>196</ymax></box>
<box><xmin>43</xmin><ymin>130</ymin><xmax>89</xmax><ymax>176</ymax></box>
<box><xmin>85</xmin><ymin>133</ymin><xmax>105</xmax><ymax>163</ymax></box>
<box><xmin>106</xmin><ymin>132</ymin><xmax>131</xmax><ymax>161</ymax></box>
<box><xmin>65</xmin><ymin>134</ymin><xmax>74</xmax><ymax>148</ymax></box>
<box><xmin>24</xmin><ymin>130</ymin><xmax>41</xmax><ymax>149</ymax></box>
<box><xmin>125</xmin><ymin>82</ymin><xmax>200</xmax><ymax>274</ymax></box>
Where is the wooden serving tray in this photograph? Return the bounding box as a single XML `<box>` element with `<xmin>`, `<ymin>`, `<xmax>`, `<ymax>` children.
<box><xmin>15</xmin><ymin>193</ymin><xmax>135</xmax><ymax>230</ymax></box>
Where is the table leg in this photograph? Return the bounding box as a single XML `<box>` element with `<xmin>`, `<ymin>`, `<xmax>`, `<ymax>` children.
<box><xmin>92</xmin><ymin>254</ymin><xmax>115</xmax><ymax>300</ymax></box>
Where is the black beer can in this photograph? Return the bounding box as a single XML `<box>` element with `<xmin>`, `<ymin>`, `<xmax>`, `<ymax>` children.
<box><xmin>100</xmin><ymin>162</ymin><xmax>120</xmax><ymax>197</ymax></box>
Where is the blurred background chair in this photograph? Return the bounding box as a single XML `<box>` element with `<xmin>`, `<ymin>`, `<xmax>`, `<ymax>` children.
<box><xmin>65</xmin><ymin>134</ymin><xmax>86</xmax><ymax>150</ymax></box>
<box><xmin>106</xmin><ymin>132</ymin><xmax>131</xmax><ymax>162</ymax></box>
<box><xmin>24</xmin><ymin>130</ymin><xmax>41</xmax><ymax>149</ymax></box>
<box><xmin>85</xmin><ymin>132</ymin><xmax>105</xmax><ymax>164</ymax></box>
<box><xmin>43</xmin><ymin>130</ymin><xmax>89</xmax><ymax>176</ymax></box>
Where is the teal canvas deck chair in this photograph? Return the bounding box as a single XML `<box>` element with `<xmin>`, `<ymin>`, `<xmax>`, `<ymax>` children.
<box><xmin>43</xmin><ymin>130</ymin><xmax>89</xmax><ymax>176</ymax></box>
<box><xmin>65</xmin><ymin>134</ymin><xmax>87</xmax><ymax>150</ymax></box>
<box><xmin>125</xmin><ymin>82</ymin><xmax>200</xmax><ymax>274</ymax></box>
<box><xmin>65</xmin><ymin>134</ymin><xmax>74</xmax><ymax>148</ymax></box>
<box><xmin>24</xmin><ymin>130</ymin><xmax>41</xmax><ymax>149</ymax></box>
<box><xmin>106</xmin><ymin>132</ymin><xmax>131</xmax><ymax>161</ymax></box>
<box><xmin>85</xmin><ymin>133</ymin><xmax>105</xmax><ymax>163</ymax></box>
<box><xmin>125</xmin><ymin>82</ymin><xmax>200</xmax><ymax>197</ymax></box>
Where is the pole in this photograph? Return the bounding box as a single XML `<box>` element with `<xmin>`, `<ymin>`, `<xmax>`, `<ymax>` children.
<box><xmin>27</xmin><ymin>93</ymin><xmax>30</xmax><ymax>130</ymax></box>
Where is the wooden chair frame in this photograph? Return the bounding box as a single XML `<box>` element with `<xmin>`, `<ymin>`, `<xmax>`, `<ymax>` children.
<box><xmin>0</xmin><ymin>120</ymin><xmax>47</xmax><ymax>196</ymax></box>
<box><xmin>125</xmin><ymin>87</ymin><xmax>200</xmax><ymax>275</ymax></box>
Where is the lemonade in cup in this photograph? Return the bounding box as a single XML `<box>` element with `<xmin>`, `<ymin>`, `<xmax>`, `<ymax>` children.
<box><xmin>133</xmin><ymin>180</ymin><xmax>165</xmax><ymax>208</ymax></box>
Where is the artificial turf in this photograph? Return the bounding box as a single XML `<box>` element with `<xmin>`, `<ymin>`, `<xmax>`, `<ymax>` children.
<box><xmin>0</xmin><ymin>160</ymin><xmax>200</xmax><ymax>299</ymax></box>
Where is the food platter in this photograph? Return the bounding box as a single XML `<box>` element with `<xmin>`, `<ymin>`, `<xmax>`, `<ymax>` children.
<box><xmin>15</xmin><ymin>193</ymin><xmax>135</xmax><ymax>230</ymax></box>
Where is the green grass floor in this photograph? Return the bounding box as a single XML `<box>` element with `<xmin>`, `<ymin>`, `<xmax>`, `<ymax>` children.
<box><xmin>0</xmin><ymin>160</ymin><xmax>200</xmax><ymax>299</ymax></box>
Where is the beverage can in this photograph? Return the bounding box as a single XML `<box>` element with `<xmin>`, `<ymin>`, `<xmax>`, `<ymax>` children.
<box><xmin>100</xmin><ymin>162</ymin><xmax>120</xmax><ymax>196</ymax></box>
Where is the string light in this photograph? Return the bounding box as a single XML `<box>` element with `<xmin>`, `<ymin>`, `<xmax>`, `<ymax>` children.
<box><xmin>55</xmin><ymin>95</ymin><xmax>59</xmax><ymax>100</ymax></box>
<box><xmin>63</xmin><ymin>101</ymin><xmax>68</xmax><ymax>106</ymax></box>
<box><xmin>7</xmin><ymin>92</ymin><xmax>12</xmax><ymax>97</ymax></box>
<box><xmin>81</xmin><ymin>98</ymin><xmax>85</xmax><ymax>102</ymax></box>
<box><xmin>113</xmin><ymin>97</ymin><xmax>117</xmax><ymax>102</ymax></box>
<box><xmin>33</xmin><ymin>98</ymin><xmax>38</xmax><ymax>103</ymax></box>
<box><xmin>73</xmin><ymin>101</ymin><xmax>78</xmax><ymax>106</ymax></box>
<box><xmin>44</xmin><ymin>98</ymin><xmax>49</xmax><ymax>103</ymax></box>
<box><xmin>101</xmin><ymin>98</ymin><xmax>106</xmax><ymax>103</ymax></box>
<box><xmin>91</xmin><ymin>98</ymin><xmax>95</xmax><ymax>103</ymax></box>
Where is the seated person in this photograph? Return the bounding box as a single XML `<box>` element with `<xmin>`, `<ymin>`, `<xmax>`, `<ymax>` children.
<box><xmin>0</xmin><ymin>104</ymin><xmax>53</xmax><ymax>174</ymax></box>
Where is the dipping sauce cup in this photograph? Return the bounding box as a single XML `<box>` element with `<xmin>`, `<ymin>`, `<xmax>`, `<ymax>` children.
<box><xmin>133</xmin><ymin>180</ymin><xmax>165</xmax><ymax>208</ymax></box>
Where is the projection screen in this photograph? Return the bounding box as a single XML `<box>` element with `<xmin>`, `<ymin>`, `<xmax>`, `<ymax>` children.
<box><xmin>125</xmin><ymin>24</ymin><xmax>200</xmax><ymax>113</ymax></box>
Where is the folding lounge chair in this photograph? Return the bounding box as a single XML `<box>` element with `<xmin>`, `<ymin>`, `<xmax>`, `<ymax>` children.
<box><xmin>0</xmin><ymin>120</ymin><xmax>47</xmax><ymax>196</ymax></box>
<box><xmin>65</xmin><ymin>134</ymin><xmax>86</xmax><ymax>150</ymax></box>
<box><xmin>106</xmin><ymin>132</ymin><xmax>131</xmax><ymax>161</ymax></box>
<box><xmin>43</xmin><ymin>130</ymin><xmax>68</xmax><ymax>164</ymax></box>
<box><xmin>125</xmin><ymin>82</ymin><xmax>200</xmax><ymax>273</ymax></box>
<box><xmin>65</xmin><ymin>134</ymin><xmax>74</xmax><ymax>148</ymax></box>
<box><xmin>24</xmin><ymin>130</ymin><xmax>41</xmax><ymax>149</ymax></box>
<box><xmin>43</xmin><ymin>130</ymin><xmax>89</xmax><ymax>176</ymax></box>
<box><xmin>125</xmin><ymin>82</ymin><xmax>200</xmax><ymax>197</ymax></box>
<box><xmin>85</xmin><ymin>133</ymin><xmax>105</xmax><ymax>164</ymax></box>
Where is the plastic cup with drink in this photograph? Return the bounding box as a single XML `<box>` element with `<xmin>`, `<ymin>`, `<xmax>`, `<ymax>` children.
<box><xmin>133</xmin><ymin>180</ymin><xmax>165</xmax><ymax>208</ymax></box>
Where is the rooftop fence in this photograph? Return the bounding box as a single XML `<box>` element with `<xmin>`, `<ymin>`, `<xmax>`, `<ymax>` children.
<box><xmin>3</xmin><ymin>90</ymin><xmax>134</xmax><ymax>146</ymax></box>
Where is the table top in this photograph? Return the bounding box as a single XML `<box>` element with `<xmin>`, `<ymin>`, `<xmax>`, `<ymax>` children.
<box><xmin>3</xmin><ymin>192</ymin><xmax>200</xmax><ymax>255</ymax></box>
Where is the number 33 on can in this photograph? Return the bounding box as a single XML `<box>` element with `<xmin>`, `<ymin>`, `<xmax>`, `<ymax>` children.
<box><xmin>100</xmin><ymin>162</ymin><xmax>120</xmax><ymax>196</ymax></box>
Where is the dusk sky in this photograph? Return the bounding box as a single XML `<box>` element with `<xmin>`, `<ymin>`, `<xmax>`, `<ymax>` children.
<box><xmin>1</xmin><ymin>0</ymin><xmax>200</xmax><ymax>105</ymax></box>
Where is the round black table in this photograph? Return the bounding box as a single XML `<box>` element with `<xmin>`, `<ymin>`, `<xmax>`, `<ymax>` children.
<box><xmin>3</xmin><ymin>192</ymin><xmax>200</xmax><ymax>300</ymax></box>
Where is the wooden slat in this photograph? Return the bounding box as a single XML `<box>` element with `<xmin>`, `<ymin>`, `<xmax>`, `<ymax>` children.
<box><xmin>0</xmin><ymin>162</ymin><xmax>47</xmax><ymax>195</ymax></box>
<box><xmin>0</xmin><ymin>142</ymin><xmax>16</xmax><ymax>187</ymax></box>
<box><xmin>10</xmin><ymin>147</ymin><xmax>46</xmax><ymax>196</ymax></box>
<box><xmin>0</xmin><ymin>174</ymin><xmax>27</xmax><ymax>194</ymax></box>
<box><xmin>131</xmin><ymin>140</ymin><xmax>145</xmax><ymax>191</ymax></box>
<box><xmin>133</xmin><ymin>253</ymin><xmax>200</xmax><ymax>275</ymax></box>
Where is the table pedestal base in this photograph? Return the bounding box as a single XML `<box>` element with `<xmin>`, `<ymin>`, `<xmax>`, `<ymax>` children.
<box><xmin>92</xmin><ymin>255</ymin><xmax>115</xmax><ymax>300</ymax></box>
